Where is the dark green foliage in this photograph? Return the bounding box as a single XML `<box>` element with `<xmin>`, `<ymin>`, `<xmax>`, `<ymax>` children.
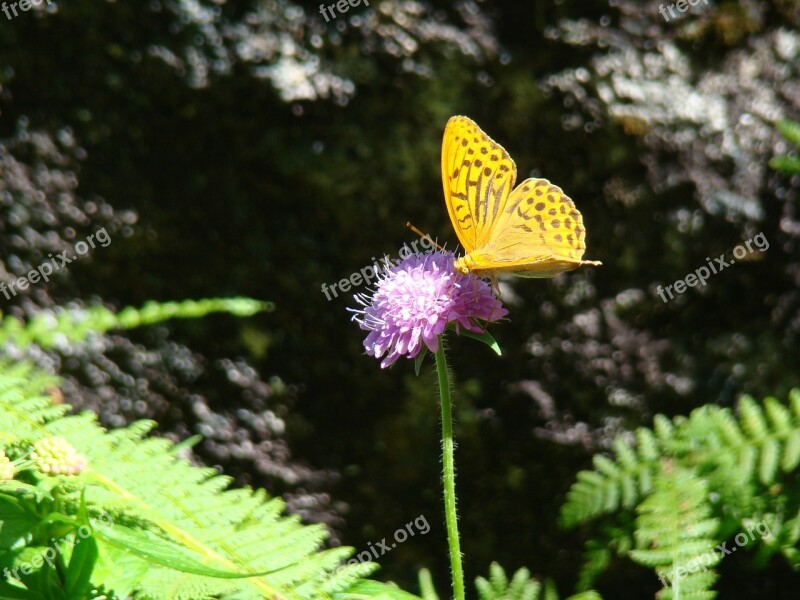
<box><xmin>562</xmin><ymin>390</ymin><xmax>800</xmax><ymax>597</ymax></box>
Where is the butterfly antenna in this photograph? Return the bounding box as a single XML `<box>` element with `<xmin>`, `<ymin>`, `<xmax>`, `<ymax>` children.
<box><xmin>406</xmin><ymin>222</ymin><xmax>445</xmax><ymax>251</ymax></box>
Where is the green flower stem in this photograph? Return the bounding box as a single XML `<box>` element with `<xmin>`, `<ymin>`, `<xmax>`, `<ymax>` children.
<box><xmin>434</xmin><ymin>342</ymin><xmax>465</xmax><ymax>600</ymax></box>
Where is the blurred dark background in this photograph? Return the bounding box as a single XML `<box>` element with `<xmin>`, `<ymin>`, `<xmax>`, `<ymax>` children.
<box><xmin>0</xmin><ymin>0</ymin><xmax>798</xmax><ymax>597</ymax></box>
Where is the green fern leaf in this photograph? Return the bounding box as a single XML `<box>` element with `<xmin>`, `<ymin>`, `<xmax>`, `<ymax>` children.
<box><xmin>0</xmin><ymin>360</ymin><xmax>409</xmax><ymax>600</ymax></box>
<box><xmin>0</xmin><ymin>298</ymin><xmax>272</xmax><ymax>350</ymax></box>
<box><xmin>759</xmin><ymin>438</ymin><xmax>780</xmax><ymax>485</ymax></box>
<box><xmin>776</xmin><ymin>119</ymin><xmax>800</xmax><ymax>146</ymax></box>
<box><xmin>781</xmin><ymin>430</ymin><xmax>800</xmax><ymax>472</ymax></box>
<box><xmin>739</xmin><ymin>396</ymin><xmax>768</xmax><ymax>440</ymax></box>
<box><xmin>562</xmin><ymin>390</ymin><xmax>800</xmax><ymax>594</ymax></box>
<box><xmin>472</xmin><ymin>563</ymin><xmax>601</xmax><ymax>600</ymax></box>
<box><xmin>417</xmin><ymin>568</ymin><xmax>439</xmax><ymax>600</ymax></box>
<box><xmin>629</xmin><ymin>469</ymin><xmax>719</xmax><ymax>598</ymax></box>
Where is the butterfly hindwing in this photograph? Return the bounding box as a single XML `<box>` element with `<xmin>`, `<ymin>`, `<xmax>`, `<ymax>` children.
<box><xmin>441</xmin><ymin>116</ymin><xmax>517</xmax><ymax>253</ymax></box>
<box><xmin>492</xmin><ymin>177</ymin><xmax>587</xmax><ymax>261</ymax></box>
<box><xmin>462</xmin><ymin>178</ymin><xmax>595</xmax><ymax>277</ymax></box>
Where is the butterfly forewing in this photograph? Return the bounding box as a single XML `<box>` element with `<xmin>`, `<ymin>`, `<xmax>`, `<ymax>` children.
<box><xmin>441</xmin><ymin>116</ymin><xmax>517</xmax><ymax>253</ymax></box>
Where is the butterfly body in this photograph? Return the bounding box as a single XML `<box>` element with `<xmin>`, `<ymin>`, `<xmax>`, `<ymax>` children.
<box><xmin>442</xmin><ymin>116</ymin><xmax>601</xmax><ymax>277</ymax></box>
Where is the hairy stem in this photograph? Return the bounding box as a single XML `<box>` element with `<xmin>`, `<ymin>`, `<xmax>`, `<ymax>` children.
<box><xmin>434</xmin><ymin>341</ymin><xmax>465</xmax><ymax>600</ymax></box>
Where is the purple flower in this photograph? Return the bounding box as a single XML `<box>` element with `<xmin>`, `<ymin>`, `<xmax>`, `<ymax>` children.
<box><xmin>351</xmin><ymin>251</ymin><xmax>507</xmax><ymax>368</ymax></box>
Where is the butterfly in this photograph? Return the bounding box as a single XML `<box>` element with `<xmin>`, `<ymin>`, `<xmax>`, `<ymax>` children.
<box><xmin>442</xmin><ymin>116</ymin><xmax>601</xmax><ymax>278</ymax></box>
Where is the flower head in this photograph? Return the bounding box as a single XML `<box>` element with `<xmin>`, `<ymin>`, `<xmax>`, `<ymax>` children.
<box><xmin>31</xmin><ymin>436</ymin><xmax>88</xmax><ymax>476</ymax></box>
<box><xmin>351</xmin><ymin>251</ymin><xmax>507</xmax><ymax>368</ymax></box>
<box><xmin>0</xmin><ymin>451</ymin><xmax>13</xmax><ymax>481</ymax></box>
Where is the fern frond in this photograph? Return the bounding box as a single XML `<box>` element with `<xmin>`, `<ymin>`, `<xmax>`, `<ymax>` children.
<box><xmin>472</xmin><ymin>563</ymin><xmax>600</xmax><ymax>600</ymax></box>
<box><xmin>562</xmin><ymin>390</ymin><xmax>800</xmax><ymax>590</ymax></box>
<box><xmin>0</xmin><ymin>360</ymin><xmax>409</xmax><ymax>600</ymax></box>
<box><xmin>0</xmin><ymin>297</ymin><xmax>272</xmax><ymax>349</ymax></box>
<box><xmin>562</xmin><ymin>390</ymin><xmax>800</xmax><ymax>528</ymax></box>
<box><xmin>0</xmin><ymin>361</ymin><xmax>66</xmax><ymax>436</ymax></box>
<box><xmin>560</xmin><ymin>431</ymin><xmax>662</xmax><ymax>528</ymax></box>
<box><xmin>475</xmin><ymin>562</ymin><xmax>541</xmax><ymax>600</ymax></box>
<box><xmin>629</xmin><ymin>468</ymin><xmax>719</xmax><ymax>599</ymax></box>
<box><xmin>575</xmin><ymin>535</ymin><xmax>619</xmax><ymax>592</ymax></box>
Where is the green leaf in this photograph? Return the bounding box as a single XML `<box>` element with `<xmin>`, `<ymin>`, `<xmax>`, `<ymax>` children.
<box><xmin>336</xmin><ymin>579</ymin><xmax>423</xmax><ymax>599</ymax></box>
<box><xmin>782</xmin><ymin>430</ymin><xmax>800</xmax><ymax>471</ymax></box>
<box><xmin>759</xmin><ymin>439</ymin><xmax>780</xmax><ymax>484</ymax></box>
<box><xmin>454</xmin><ymin>326</ymin><xmax>502</xmax><ymax>355</ymax></box>
<box><xmin>0</xmin><ymin>582</ymin><xmax>29</xmax><ymax>599</ymax></box>
<box><xmin>543</xmin><ymin>579</ymin><xmax>559</xmax><ymax>600</ymax></box>
<box><xmin>417</xmin><ymin>568</ymin><xmax>439</xmax><ymax>600</ymax></box>
<box><xmin>94</xmin><ymin>523</ymin><xmax>279</xmax><ymax>579</ymax></box>
<box><xmin>39</xmin><ymin>512</ymin><xmax>80</xmax><ymax>530</ymax></box>
<box><xmin>776</xmin><ymin>119</ymin><xmax>800</xmax><ymax>146</ymax></box>
<box><xmin>38</xmin><ymin>558</ymin><xmax>68</xmax><ymax>600</ymax></box>
<box><xmin>65</xmin><ymin>534</ymin><xmax>98</xmax><ymax>596</ymax></box>
<box><xmin>92</xmin><ymin>545</ymin><xmax>148</xmax><ymax>599</ymax></box>
<box><xmin>769</xmin><ymin>156</ymin><xmax>800</xmax><ymax>174</ymax></box>
<box><xmin>414</xmin><ymin>347</ymin><xmax>428</xmax><ymax>376</ymax></box>
<box><xmin>171</xmin><ymin>434</ymin><xmax>203</xmax><ymax>454</ymax></box>
<box><xmin>0</xmin><ymin>493</ymin><xmax>38</xmax><ymax>550</ymax></box>
<box><xmin>8</xmin><ymin>547</ymin><xmax>67</xmax><ymax>600</ymax></box>
<box><xmin>0</xmin><ymin>482</ymin><xmax>51</xmax><ymax>501</ymax></box>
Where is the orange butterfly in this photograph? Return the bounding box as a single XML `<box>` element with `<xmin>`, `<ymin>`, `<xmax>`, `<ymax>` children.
<box><xmin>442</xmin><ymin>116</ymin><xmax>601</xmax><ymax>277</ymax></box>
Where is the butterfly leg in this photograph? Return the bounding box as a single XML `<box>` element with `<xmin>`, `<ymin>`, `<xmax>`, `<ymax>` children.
<box><xmin>490</xmin><ymin>275</ymin><xmax>501</xmax><ymax>299</ymax></box>
<box><xmin>473</xmin><ymin>275</ymin><xmax>502</xmax><ymax>330</ymax></box>
<box><xmin>487</xmin><ymin>275</ymin><xmax>504</xmax><ymax>324</ymax></box>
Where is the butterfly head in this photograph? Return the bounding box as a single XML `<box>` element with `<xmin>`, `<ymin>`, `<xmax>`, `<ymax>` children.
<box><xmin>453</xmin><ymin>255</ymin><xmax>474</xmax><ymax>275</ymax></box>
